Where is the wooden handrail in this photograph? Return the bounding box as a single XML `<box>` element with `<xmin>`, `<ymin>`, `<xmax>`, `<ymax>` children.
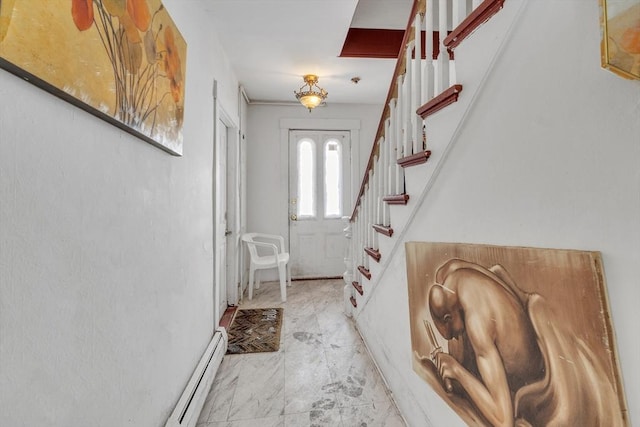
<box><xmin>416</xmin><ymin>85</ymin><xmax>463</xmax><ymax>119</ymax></box>
<box><xmin>444</xmin><ymin>0</ymin><xmax>505</xmax><ymax>50</ymax></box>
<box><xmin>350</xmin><ymin>0</ymin><xmax>425</xmax><ymax>221</ymax></box>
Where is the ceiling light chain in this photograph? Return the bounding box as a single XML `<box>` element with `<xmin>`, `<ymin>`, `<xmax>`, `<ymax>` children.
<box><xmin>294</xmin><ymin>74</ymin><xmax>328</xmax><ymax>111</ymax></box>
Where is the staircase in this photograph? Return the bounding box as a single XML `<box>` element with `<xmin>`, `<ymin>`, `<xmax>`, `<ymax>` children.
<box><xmin>345</xmin><ymin>0</ymin><xmax>523</xmax><ymax>311</ymax></box>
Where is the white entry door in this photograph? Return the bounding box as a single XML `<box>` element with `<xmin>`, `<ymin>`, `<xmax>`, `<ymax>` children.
<box><xmin>289</xmin><ymin>130</ymin><xmax>350</xmax><ymax>279</ymax></box>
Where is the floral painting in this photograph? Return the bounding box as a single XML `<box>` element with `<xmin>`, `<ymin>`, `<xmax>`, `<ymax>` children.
<box><xmin>0</xmin><ymin>0</ymin><xmax>186</xmax><ymax>155</ymax></box>
<box><xmin>600</xmin><ymin>0</ymin><xmax>640</xmax><ymax>80</ymax></box>
<box><xmin>406</xmin><ymin>242</ymin><xmax>628</xmax><ymax>426</ymax></box>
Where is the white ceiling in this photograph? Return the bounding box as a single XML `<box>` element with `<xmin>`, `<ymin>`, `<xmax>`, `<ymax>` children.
<box><xmin>202</xmin><ymin>0</ymin><xmax>413</xmax><ymax>106</ymax></box>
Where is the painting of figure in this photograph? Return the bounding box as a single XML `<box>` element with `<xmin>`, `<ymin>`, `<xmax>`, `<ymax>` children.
<box><xmin>0</xmin><ymin>0</ymin><xmax>186</xmax><ymax>155</ymax></box>
<box><xmin>406</xmin><ymin>242</ymin><xmax>628</xmax><ymax>427</ymax></box>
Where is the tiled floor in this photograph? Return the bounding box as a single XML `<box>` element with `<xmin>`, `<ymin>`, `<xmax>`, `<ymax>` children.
<box><xmin>197</xmin><ymin>279</ymin><xmax>405</xmax><ymax>427</ymax></box>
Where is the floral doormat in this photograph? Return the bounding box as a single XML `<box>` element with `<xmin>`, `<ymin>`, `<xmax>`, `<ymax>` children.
<box><xmin>226</xmin><ymin>308</ymin><xmax>283</xmax><ymax>354</ymax></box>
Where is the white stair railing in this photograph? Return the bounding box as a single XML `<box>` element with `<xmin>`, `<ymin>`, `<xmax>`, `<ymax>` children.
<box><xmin>348</xmin><ymin>0</ymin><xmax>494</xmax><ymax>307</ymax></box>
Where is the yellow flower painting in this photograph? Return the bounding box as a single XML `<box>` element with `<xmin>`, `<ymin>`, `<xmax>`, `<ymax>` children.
<box><xmin>601</xmin><ymin>0</ymin><xmax>640</xmax><ymax>80</ymax></box>
<box><xmin>0</xmin><ymin>0</ymin><xmax>187</xmax><ymax>155</ymax></box>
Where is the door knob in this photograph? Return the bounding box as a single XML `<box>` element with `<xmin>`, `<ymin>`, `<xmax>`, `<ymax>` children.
<box><xmin>290</xmin><ymin>214</ymin><xmax>297</xmax><ymax>221</ymax></box>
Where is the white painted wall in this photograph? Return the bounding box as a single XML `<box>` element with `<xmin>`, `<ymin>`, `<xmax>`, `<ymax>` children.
<box><xmin>0</xmin><ymin>2</ymin><xmax>239</xmax><ymax>425</ymax></box>
<box><xmin>245</xmin><ymin>103</ymin><xmax>382</xmax><ymax>280</ymax></box>
<box><xmin>355</xmin><ymin>1</ymin><xmax>640</xmax><ymax>426</ymax></box>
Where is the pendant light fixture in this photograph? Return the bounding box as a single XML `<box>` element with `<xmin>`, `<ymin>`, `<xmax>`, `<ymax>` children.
<box><xmin>294</xmin><ymin>74</ymin><xmax>327</xmax><ymax>111</ymax></box>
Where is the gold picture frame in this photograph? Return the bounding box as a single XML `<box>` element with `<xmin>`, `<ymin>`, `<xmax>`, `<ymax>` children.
<box><xmin>406</xmin><ymin>242</ymin><xmax>629</xmax><ymax>426</ymax></box>
<box><xmin>0</xmin><ymin>0</ymin><xmax>187</xmax><ymax>155</ymax></box>
<box><xmin>600</xmin><ymin>0</ymin><xmax>640</xmax><ymax>80</ymax></box>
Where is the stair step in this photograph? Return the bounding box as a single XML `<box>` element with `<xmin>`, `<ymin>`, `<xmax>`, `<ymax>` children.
<box><xmin>373</xmin><ymin>224</ymin><xmax>394</xmax><ymax>237</ymax></box>
<box><xmin>444</xmin><ymin>0</ymin><xmax>506</xmax><ymax>50</ymax></box>
<box><xmin>398</xmin><ymin>150</ymin><xmax>431</xmax><ymax>168</ymax></box>
<box><xmin>358</xmin><ymin>265</ymin><xmax>372</xmax><ymax>280</ymax></box>
<box><xmin>417</xmin><ymin>84</ymin><xmax>463</xmax><ymax>119</ymax></box>
<box><xmin>383</xmin><ymin>194</ymin><xmax>410</xmax><ymax>205</ymax></box>
<box><xmin>352</xmin><ymin>281</ymin><xmax>364</xmax><ymax>296</ymax></box>
<box><xmin>365</xmin><ymin>247</ymin><xmax>381</xmax><ymax>263</ymax></box>
<box><xmin>350</xmin><ymin>296</ymin><xmax>358</xmax><ymax>308</ymax></box>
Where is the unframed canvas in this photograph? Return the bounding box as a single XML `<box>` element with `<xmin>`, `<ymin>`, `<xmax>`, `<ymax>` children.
<box><xmin>0</xmin><ymin>0</ymin><xmax>187</xmax><ymax>155</ymax></box>
<box><xmin>406</xmin><ymin>242</ymin><xmax>628</xmax><ymax>427</ymax></box>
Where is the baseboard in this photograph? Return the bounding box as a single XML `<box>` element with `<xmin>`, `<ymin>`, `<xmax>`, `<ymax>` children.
<box><xmin>165</xmin><ymin>327</ymin><xmax>228</xmax><ymax>427</ymax></box>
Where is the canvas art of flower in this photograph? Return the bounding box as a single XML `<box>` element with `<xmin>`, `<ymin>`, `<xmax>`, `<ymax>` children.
<box><xmin>0</xmin><ymin>0</ymin><xmax>187</xmax><ymax>154</ymax></box>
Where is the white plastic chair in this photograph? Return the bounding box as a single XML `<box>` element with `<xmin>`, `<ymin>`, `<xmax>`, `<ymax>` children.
<box><xmin>241</xmin><ymin>233</ymin><xmax>291</xmax><ymax>302</ymax></box>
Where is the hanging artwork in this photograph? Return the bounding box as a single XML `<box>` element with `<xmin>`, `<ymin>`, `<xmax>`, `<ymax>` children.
<box><xmin>0</xmin><ymin>0</ymin><xmax>187</xmax><ymax>155</ymax></box>
<box><xmin>406</xmin><ymin>242</ymin><xmax>628</xmax><ymax>427</ymax></box>
<box><xmin>600</xmin><ymin>0</ymin><xmax>640</xmax><ymax>80</ymax></box>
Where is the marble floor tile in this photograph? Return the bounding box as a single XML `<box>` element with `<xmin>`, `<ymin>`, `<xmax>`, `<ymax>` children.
<box><xmin>201</xmin><ymin>279</ymin><xmax>405</xmax><ymax>427</ymax></box>
<box><xmin>283</xmin><ymin>313</ymin><xmax>324</xmax><ymax>353</ymax></box>
<box><xmin>284</xmin><ymin>349</ymin><xmax>336</xmax><ymax>414</ymax></box>
<box><xmin>339</xmin><ymin>399</ymin><xmax>405</xmax><ymax>427</ymax></box>
<box><xmin>226</xmin><ymin>352</ymin><xmax>285</xmax><ymax>421</ymax></box>
<box><xmin>198</xmin><ymin>356</ymin><xmax>244</xmax><ymax>424</ymax></box>
<box><xmin>316</xmin><ymin>310</ymin><xmax>359</xmax><ymax>349</ymax></box>
<box><xmin>284</xmin><ymin>408</ymin><xmax>343</xmax><ymax>427</ymax></box>
<box><xmin>325</xmin><ymin>343</ymin><xmax>391</xmax><ymax>408</ymax></box>
<box><xmin>200</xmin><ymin>414</ymin><xmax>284</xmax><ymax>427</ymax></box>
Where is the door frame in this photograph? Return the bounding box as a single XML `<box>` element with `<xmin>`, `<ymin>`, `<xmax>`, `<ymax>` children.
<box><xmin>288</xmin><ymin>130</ymin><xmax>352</xmax><ymax>278</ymax></box>
<box><xmin>213</xmin><ymin>82</ymin><xmax>240</xmax><ymax>325</ymax></box>
<box><xmin>279</xmin><ymin>118</ymin><xmax>361</xmax><ymax>259</ymax></box>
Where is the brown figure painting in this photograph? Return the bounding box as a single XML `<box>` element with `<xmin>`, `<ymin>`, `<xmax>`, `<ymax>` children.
<box><xmin>406</xmin><ymin>242</ymin><xmax>628</xmax><ymax>427</ymax></box>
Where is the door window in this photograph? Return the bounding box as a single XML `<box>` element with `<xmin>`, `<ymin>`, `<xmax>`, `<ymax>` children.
<box><xmin>297</xmin><ymin>138</ymin><xmax>316</xmax><ymax>218</ymax></box>
<box><xmin>323</xmin><ymin>139</ymin><xmax>342</xmax><ymax>218</ymax></box>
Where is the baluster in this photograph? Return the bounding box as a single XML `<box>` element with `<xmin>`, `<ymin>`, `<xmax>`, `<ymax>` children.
<box><xmin>437</xmin><ymin>0</ymin><xmax>449</xmax><ymax>93</ymax></box>
<box><xmin>413</xmin><ymin>14</ymin><xmax>422</xmax><ymax>154</ymax></box>
<box><xmin>383</xmin><ymin>118</ymin><xmax>392</xmax><ymax>227</ymax></box>
<box><xmin>403</xmin><ymin>41</ymin><xmax>414</xmax><ymax>157</ymax></box>
<box><xmin>343</xmin><ymin>219</ymin><xmax>353</xmax><ymax>316</ymax></box>
<box><xmin>358</xmin><ymin>190</ymin><xmax>369</xmax><ymax>268</ymax></box>
<box><xmin>369</xmin><ymin>166</ymin><xmax>376</xmax><ymax>249</ymax></box>
<box><xmin>360</xmin><ymin>203</ymin><xmax>365</xmax><ymax>267</ymax></box>
<box><xmin>372</xmin><ymin>164</ymin><xmax>379</xmax><ymax>251</ymax></box>
<box><xmin>375</xmin><ymin>146</ymin><xmax>381</xmax><ymax>227</ymax></box>
<box><xmin>424</xmin><ymin>1</ymin><xmax>435</xmax><ymax>103</ymax></box>
<box><xmin>389</xmin><ymin>100</ymin><xmax>400</xmax><ymax>196</ymax></box>
<box><xmin>372</xmin><ymin>155</ymin><xmax>380</xmax><ymax>228</ymax></box>
<box><xmin>395</xmin><ymin>77</ymin><xmax>404</xmax><ymax>195</ymax></box>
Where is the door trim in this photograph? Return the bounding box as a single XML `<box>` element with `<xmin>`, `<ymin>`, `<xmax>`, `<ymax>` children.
<box><xmin>213</xmin><ymin>88</ymin><xmax>239</xmax><ymax>326</ymax></box>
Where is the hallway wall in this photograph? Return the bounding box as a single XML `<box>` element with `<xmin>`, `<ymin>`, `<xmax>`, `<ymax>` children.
<box><xmin>355</xmin><ymin>1</ymin><xmax>640</xmax><ymax>426</ymax></box>
<box><xmin>0</xmin><ymin>2</ymin><xmax>239</xmax><ymax>425</ymax></box>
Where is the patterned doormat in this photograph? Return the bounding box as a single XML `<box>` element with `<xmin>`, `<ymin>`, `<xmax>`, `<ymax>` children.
<box><xmin>226</xmin><ymin>308</ymin><xmax>283</xmax><ymax>354</ymax></box>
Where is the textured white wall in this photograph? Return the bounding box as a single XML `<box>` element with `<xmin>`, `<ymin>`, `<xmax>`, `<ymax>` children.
<box><xmin>245</xmin><ymin>103</ymin><xmax>382</xmax><ymax>260</ymax></box>
<box><xmin>0</xmin><ymin>2</ymin><xmax>239</xmax><ymax>425</ymax></box>
<box><xmin>356</xmin><ymin>1</ymin><xmax>640</xmax><ymax>426</ymax></box>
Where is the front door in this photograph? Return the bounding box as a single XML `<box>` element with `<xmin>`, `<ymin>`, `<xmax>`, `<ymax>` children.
<box><xmin>288</xmin><ymin>130</ymin><xmax>350</xmax><ymax>278</ymax></box>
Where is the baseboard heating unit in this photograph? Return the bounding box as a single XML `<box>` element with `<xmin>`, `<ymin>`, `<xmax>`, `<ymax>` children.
<box><xmin>165</xmin><ymin>327</ymin><xmax>228</xmax><ymax>427</ymax></box>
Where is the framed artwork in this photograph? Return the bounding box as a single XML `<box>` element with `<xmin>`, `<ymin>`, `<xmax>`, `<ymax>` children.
<box><xmin>406</xmin><ymin>242</ymin><xmax>628</xmax><ymax>427</ymax></box>
<box><xmin>0</xmin><ymin>0</ymin><xmax>187</xmax><ymax>155</ymax></box>
<box><xmin>600</xmin><ymin>0</ymin><xmax>640</xmax><ymax>80</ymax></box>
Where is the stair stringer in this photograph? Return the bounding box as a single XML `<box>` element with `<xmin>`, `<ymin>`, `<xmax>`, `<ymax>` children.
<box><xmin>349</xmin><ymin>2</ymin><xmax>529</xmax><ymax>425</ymax></box>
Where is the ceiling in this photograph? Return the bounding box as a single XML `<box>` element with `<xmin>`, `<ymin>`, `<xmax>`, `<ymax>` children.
<box><xmin>203</xmin><ymin>0</ymin><xmax>413</xmax><ymax>106</ymax></box>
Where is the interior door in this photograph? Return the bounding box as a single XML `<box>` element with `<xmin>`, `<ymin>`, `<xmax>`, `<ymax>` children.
<box><xmin>225</xmin><ymin>121</ymin><xmax>241</xmax><ymax>306</ymax></box>
<box><xmin>289</xmin><ymin>130</ymin><xmax>351</xmax><ymax>278</ymax></box>
<box><xmin>214</xmin><ymin>118</ymin><xmax>228</xmax><ymax>320</ymax></box>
